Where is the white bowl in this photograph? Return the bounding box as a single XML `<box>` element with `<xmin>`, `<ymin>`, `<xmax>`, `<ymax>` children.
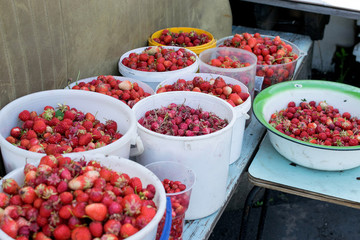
<box><xmin>0</xmin><ymin>154</ymin><xmax>167</xmax><ymax>240</ymax></box>
<box><xmin>253</xmin><ymin>80</ymin><xmax>360</xmax><ymax>171</ymax></box>
<box><xmin>118</xmin><ymin>46</ymin><xmax>199</xmax><ymax>90</ymax></box>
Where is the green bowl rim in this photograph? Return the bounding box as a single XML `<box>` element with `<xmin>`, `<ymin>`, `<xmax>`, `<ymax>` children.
<box><xmin>253</xmin><ymin>80</ymin><xmax>360</xmax><ymax>151</ymax></box>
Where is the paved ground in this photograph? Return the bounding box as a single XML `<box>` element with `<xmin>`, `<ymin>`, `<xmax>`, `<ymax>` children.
<box><xmin>208</xmin><ymin>173</ymin><xmax>360</xmax><ymax>240</ymax></box>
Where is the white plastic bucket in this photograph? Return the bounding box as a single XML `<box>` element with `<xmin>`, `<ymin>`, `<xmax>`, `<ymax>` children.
<box><xmin>0</xmin><ymin>154</ymin><xmax>167</xmax><ymax>240</ymax></box>
<box><xmin>155</xmin><ymin>73</ymin><xmax>251</xmax><ymax>164</ymax></box>
<box><xmin>0</xmin><ymin>90</ymin><xmax>143</xmax><ymax>173</ymax></box>
<box><xmin>118</xmin><ymin>46</ymin><xmax>199</xmax><ymax>90</ymax></box>
<box><xmin>132</xmin><ymin>91</ymin><xmax>236</xmax><ymax>220</ymax></box>
<box><xmin>66</xmin><ymin>75</ymin><xmax>155</xmax><ymax>96</ymax></box>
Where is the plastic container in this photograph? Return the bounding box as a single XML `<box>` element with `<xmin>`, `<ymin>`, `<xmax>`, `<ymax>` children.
<box><xmin>132</xmin><ymin>91</ymin><xmax>236</xmax><ymax>219</ymax></box>
<box><xmin>253</xmin><ymin>80</ymin><xmax>360</xmax><ymax>171</ymax></box>
<box><xmin>217</xmin><ymin>34</ymin><xmax>306</xmax><ymax>91</ymax></box>
<box><xmin>0</xmin><ymin>90</ymin><xmax>143</xmax><ymax>173</ymax></box>
<box><xmin>0</xmin><ymin>154</ymin><xmax>168</xmax><ymax>240</ymax></box>
<box><xmin>146</xmin><ymin>161</ymin><xmax>196</xmax><ymax>240</ymax></box>
<box><xmin>66</xmin><ymin>75</ymin><xmax>155</xmax><ymax>95</ymax></box>
<box><xmin>118</xmin><ymin>46</ymin><xmax>199</xmax><ymax>90</ymax></box>
<box><xmin>198</xmin><ymin>47</ymin><xmax>257</xmax><ymax>97</ymax></box>
<box><xmin>148</xmin><ymin>27</ymin><xmax>217</xmax><ymax>55</ymax></box>
<box><xmin>155</xmin><ymin>73</ymin><xmax>251</xmax><ymax>164</ymax></box>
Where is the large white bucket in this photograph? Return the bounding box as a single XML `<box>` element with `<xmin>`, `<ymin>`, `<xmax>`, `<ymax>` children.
<box><xmin>132</xmin><ymin>91</ymin><xmax>236</xmax><ymax>220</ymax></box>
<box><xmin>0</xmin><ymin>90</ymin><xmax>143</xmax><ymax>173</ymax></box>
<box><xmin>155</xmin><ymin>73</ymin><xmax>251</xmax><ymax>164</ymax></box>
<box><xmin>0</xmin><ymin>154</ymin><xmax>167</xmax><ymax>240</ymax></box>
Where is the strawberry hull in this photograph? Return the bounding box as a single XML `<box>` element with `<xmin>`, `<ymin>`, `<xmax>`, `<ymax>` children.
<box><xmin>0</xmin><ymin>90</ymin><xmax>142</xmax><ymax>173</ymax></box>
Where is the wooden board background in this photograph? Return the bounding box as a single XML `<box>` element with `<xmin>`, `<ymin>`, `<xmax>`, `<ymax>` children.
<box><xmin>0</xmin><ymin>0</ymin><xmax>232</xmax><ymax>108</ymax></box>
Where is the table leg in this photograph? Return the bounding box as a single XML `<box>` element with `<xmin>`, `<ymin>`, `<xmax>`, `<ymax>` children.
<box><xmin>239</xmin><ymin>186</ymin><xmax>263</xmax><ymax>240</ymax></box>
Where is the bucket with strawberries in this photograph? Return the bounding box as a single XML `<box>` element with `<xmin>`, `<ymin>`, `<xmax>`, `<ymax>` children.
<box><xmin>217</xmin><ymin>33</ymin><xmax>306</xmax><ymax>91</ymax></box>
<box><xmin>155</xmin><ymin>73</ymin><xmax>251</xmax><ymax>164</ymax></box>
<box><xmin>118</xmin><ymin>46</ymin><xmax>199</xmax><ymax>90</ymax></box>
<box><xmin>132</xmin><ymin>91</ymin><xmax>236</xmax><ymax>219</ymax></box>
<box><xmin>67</xmin><ymin>75</ymin><xmax>155</xmax><ymax>108</ymax></box>
<box><xmin>198</xmin><ymin>47</ymin><xmax>257</xmax><ymax>98</ymax></box>
<box><xmin>0</xmin><ymin>154</ymin><xmax>171</xmax><ymax>240</ymax></box>
<box><xmin>0</xmin><ymin>90</ymin><xmax>144</xmax><ymax>173</ymax></box>
<box><xmin>148</xmin><ymin>27</ymin><xmax>217</xmax><ymax>55</ymax></box>
<box><xmin>146</xmin><ymin>161</ymin><xmax>196</xmax><ymax>240</ymax></box>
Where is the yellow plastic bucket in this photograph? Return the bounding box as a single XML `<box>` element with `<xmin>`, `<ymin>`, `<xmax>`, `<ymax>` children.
<box><xmin>148</xmin><ymin>27</ymin><xmax>216</xmax><ymax>55</ymax></box>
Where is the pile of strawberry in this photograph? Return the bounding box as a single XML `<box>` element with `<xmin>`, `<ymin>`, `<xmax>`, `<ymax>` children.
<box><xmin>6</xmin><ymin>104</ymin><xmax>122</xmax><ymax>155</ymax></box>
<box><xmin>138</xmin><ymin>103</ymin><xmax>229</xmax><ymax>136</ymax></box>
<box><xmin>0</xmin><ymin>155</ymin><xmax>158</xmax><ymax>239</ymax></box>
<box><xmin>121</xmin><ymin>46</ymin><xmax>197</xmax><ymax>72</ymax></box>
<box><xmin>156</xmin><ymin>76</ymin><xmax>250</xmax><ymax>107</ymax></box>
<box><xmin>219</xmin><ymin>32</ymin><xmax>299</xmax><ymax>89</ymax></box>
<box><xmin>207</xmin><ymin>55</ymin><xmax>251</xmax><ymax>69</ymax></box>
<box><xmin>70</xmin><ymin>75</ymin><xmax>151</xmax><ymax>108</ymax></box>
<box><xmin>156</xmin><ymin>179</ymin><xmax>190</xmax><ymax>240</ymax></box>
<box><xmin>269</xmin><ymin>100</ymin><xmax>360</xmax><ymax>146</ymax></box>
<box><xmin>152</xmin><ymin>29</ymin><xmax>211</xmax><ymax>47</ymax></box>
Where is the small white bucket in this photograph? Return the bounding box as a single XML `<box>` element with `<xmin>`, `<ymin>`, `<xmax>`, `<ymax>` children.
<box><xmin>0</xmin><ymin>154</ymin><xmax>167</xmax><ymax>240</ymax></box>
<box><xmin>132</xmin><ymin>91</ymin><xmax>236</xmax><ymax>220</ymax></box>
<box><xmin>118</xmin><ymin>46</ymin><xmax>199</xmax><ymax>90</ymax></box>
<box><xmin>0</xmin><ymin>90</ymin><xmax>143</xmax><ymax>173</ymax></box>
<box><xmin>155</xmin><ymin>73</ymin><xmax>251</xmax><ymax>164</ymax></box>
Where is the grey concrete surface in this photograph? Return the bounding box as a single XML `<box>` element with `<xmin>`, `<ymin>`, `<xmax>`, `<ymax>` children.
<box><xmin>209</xmin><ymin>173</ymin><xmax>360</xmax><ymax>240</ymax></box>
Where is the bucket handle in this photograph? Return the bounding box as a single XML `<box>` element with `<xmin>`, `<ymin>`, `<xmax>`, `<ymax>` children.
<box><xmin>129</xmin><ymin>135</ymin><xmax>144</xmax><ymax>157</ymax></box>
<box><xmin>236</xmin><ymin>112</ymin><xmax>250</xmax><ymax>120</ymax></box>
<box><xmin>159</xmin><ymin>196</ymin><xmax>172</xmax><ymax>240</ymax></box>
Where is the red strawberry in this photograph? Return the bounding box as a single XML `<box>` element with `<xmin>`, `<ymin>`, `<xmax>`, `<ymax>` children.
<box><xmin>129</xmin><ymin>177</ymin><xmax>143</xmax><ymax>193</ymax></box>
<box><xmin>39</xmin><ymin>155</ymin><xmax>58</xmax><ymax>168</ymax></box>
<box><xmin>10</xmin><ymin>127</ymin><xmax>22</xmax><ymax>138</ymax></box>
<box><xmin>68</xmin><ymin>174</ymin><xmax>96</xmax><ymax>191</ymax></box>
<box><xmin>2</xmin><ymin>178</ymin><xmax>20</xmax><ymax>195</ymax></box>
<box><xmin>19</xmin><ymin>110</ymin><xmax>31</xmax><ymax>121</ymax></box>
<box><xmin>78</xmin><ymin>133</ymin><xmax>92</xmax><ymax>146</ymax></box>
<box><xmin>120</xmin><ymin>223</ymin><xmax>139</xmax><ymax>238</ymax></box>
<box><xmin>72</xmin><ymin>202</ymin><xmax>86</xmax><ymax>218</ymax></box>
<box><xmin>85</xmin><ymin>203</ymin><xmax>108</xmax><ymax>221</ymax></box>
<box><xmin>0</xmin><ymin>192</ymin><xmax>10</xmax><ymax>208</ymax></box>
<box><xmin>228</xmin><ymin>93</ymin><xmax>244</xmax><ymax>106</ymax></box>
<box><xmin>53</xmin><ymin>224</ymin><xmax>71</xmax><ymax>240</ymax></box>
<box><xmin>100</xmin><ymin>233</ymin><xmax>119</xmax><ymax>240</ymax></box>
<box><xmin>122</xmin><ymin>193</ymin><xmax>142</xmax><ymax>216</ymax></box>
<box><xmin>33</xmin><ymin>120</ymin><xmax>47</xmax><ymax>134</ymax></box>
<box><xmin>0</xmin><ymin>215</ymin><xmax>19</xmax><ymax>238</ymax></box>
<box><xmin>19</xmin><ymin>186</ymin><xmax>36</xmax><ymax>204</ymax></box>
<box><xmin>71</xmin><ymin>227</ymin><xmax>92</xmax><ymax>240</ymax></box>
<box><xmin>104</xmin><ymin>219</ymin><xmax>121</xmax><ymax>235</ymax></box>
<box><xmin>33</xmin><ymin>232</ymin><xmax>52</xmax><ymax>240</ymax></box>
<box><xmin>59</xmin><ymin>205</ymin><xmax>72</xmax><ymax>219</ymax></box>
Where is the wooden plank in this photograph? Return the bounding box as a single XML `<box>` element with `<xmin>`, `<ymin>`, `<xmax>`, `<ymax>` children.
<box><xmin>182</xmin><ymin>116</ymin><xmax>266</xmax><ymax>240</ymax></box>
<box><xmin>239</xmin><ymin>0</ymin><xmax>360</xmax><ymax>20</ymax></box>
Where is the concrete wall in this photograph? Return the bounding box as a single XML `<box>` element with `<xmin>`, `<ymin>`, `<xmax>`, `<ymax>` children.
<box><xmin>0</xmin><ymin>0</ymin><xmax>232</xmax><ymax>108</ymax></box>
